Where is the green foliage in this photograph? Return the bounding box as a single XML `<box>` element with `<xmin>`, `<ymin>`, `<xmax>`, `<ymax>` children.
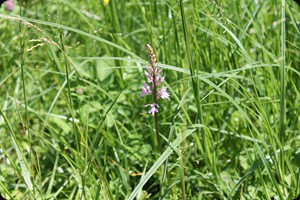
<box><xmin>0</xmin><ymin>0</ymin><xmax>299</xmax><ymax>199</ymax></box>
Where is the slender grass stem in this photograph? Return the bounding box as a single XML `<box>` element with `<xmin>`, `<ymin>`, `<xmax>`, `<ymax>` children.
<box><xmin>280</xmin><ymin>0</ymin><xmax>286</xmax><ymax>144</ymax></box>
<box><xmin>279</xmin><ymin>0</ymin><xmax>286</xmax><ymax>183</ymax></box>
<box><xmin>18</xmin><ymin>1</ymin><xmax>35</xmax><ymax>196</ymax></box>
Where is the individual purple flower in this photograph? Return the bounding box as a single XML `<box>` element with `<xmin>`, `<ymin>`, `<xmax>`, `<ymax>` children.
<box><xmin>146</xmin><ymin>104</ymin><xmax>159</xmax><ymax>115</ymax></box>
<box><xmin>157</xmin><ymin>87</ymin><xmax>170</xmax><ymax>100</ymax></box>
<box><xmin>156</xmin><ymin>75</ymin><xmax>165</xmax><ymax>85</ymax></box>
<box><xmin>141</xmin><ymin>83</ymin><xmax>152</xmax><ymax>97</ymax></box>
<box><xmin>141</xmin><ymin>44</ymin><xmax>170</xmax><ymax>114</ymax></box>
<box><xmin>144</xmin><ymin>71</ymin><xmax>152</xmax><ymax>82</ymax></box>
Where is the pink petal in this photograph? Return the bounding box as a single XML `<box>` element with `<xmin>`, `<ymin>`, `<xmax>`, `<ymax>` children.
<box><xmin>145</xmin><ymin>104</ymin><xmax>159</xmax><ymax>115</ymax></box>
<box><xmin>158</xmin><ymin>87</ymin><xmax>170</xmax><ymax>100</ymax></box>
<box><xmin>141</xmin><ymin>83</ymin><xmax>152</xmax><ymax>97</ymax></box>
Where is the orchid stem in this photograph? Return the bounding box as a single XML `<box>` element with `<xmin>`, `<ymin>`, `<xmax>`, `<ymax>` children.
<box><xmin>154</xmin><ymin>112</ymin><xmax>163</xmax><ymax>155</ymax></box>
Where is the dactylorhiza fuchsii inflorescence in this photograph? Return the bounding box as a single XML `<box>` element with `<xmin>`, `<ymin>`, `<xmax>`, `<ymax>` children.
<box><xmin>141</xmin><ymin>44</ymin><xmax>170</xmax><ymax>115</ymax></box>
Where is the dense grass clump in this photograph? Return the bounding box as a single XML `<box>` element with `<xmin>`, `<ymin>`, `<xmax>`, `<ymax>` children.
<box><xmin>0</xmin><ymin>0</ymin><xmax>299</xmax><ymax>199</ymax></box>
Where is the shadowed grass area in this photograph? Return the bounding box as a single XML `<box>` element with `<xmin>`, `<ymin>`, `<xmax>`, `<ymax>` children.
<box><xmin>0</xmin><ymin>0</ymin><xmax>299</xmax><ymax>199</ymax></box>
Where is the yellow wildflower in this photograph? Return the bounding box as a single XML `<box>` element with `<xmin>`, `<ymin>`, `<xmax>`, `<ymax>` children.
<box><xmin>103</xmin><ymin>0</ymin><xmax>110</xmax><ymax>5</ymax></box>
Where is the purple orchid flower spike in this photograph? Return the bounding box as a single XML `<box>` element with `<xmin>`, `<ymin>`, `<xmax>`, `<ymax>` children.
<box><xmin>140</xmin><ymin>44</ymin><xmax>170</xmax><ymax>154</ymax></box>
<box><xmin>141</xmin><ymin>44</ymin><xmax>170</xmax><ymax>114</ymax></box>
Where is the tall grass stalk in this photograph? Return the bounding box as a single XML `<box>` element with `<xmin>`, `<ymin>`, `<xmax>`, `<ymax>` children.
<box><xmin>279</xmin><ymin>0</ymin><xmax>287</xmax><ymax>181</ymax></box>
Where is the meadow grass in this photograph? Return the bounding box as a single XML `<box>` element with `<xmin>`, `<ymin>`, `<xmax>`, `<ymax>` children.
<box><xmin>0</xmin><ymin>0</ymin><xmax>299</xmax><ymax>199</ymax></box>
